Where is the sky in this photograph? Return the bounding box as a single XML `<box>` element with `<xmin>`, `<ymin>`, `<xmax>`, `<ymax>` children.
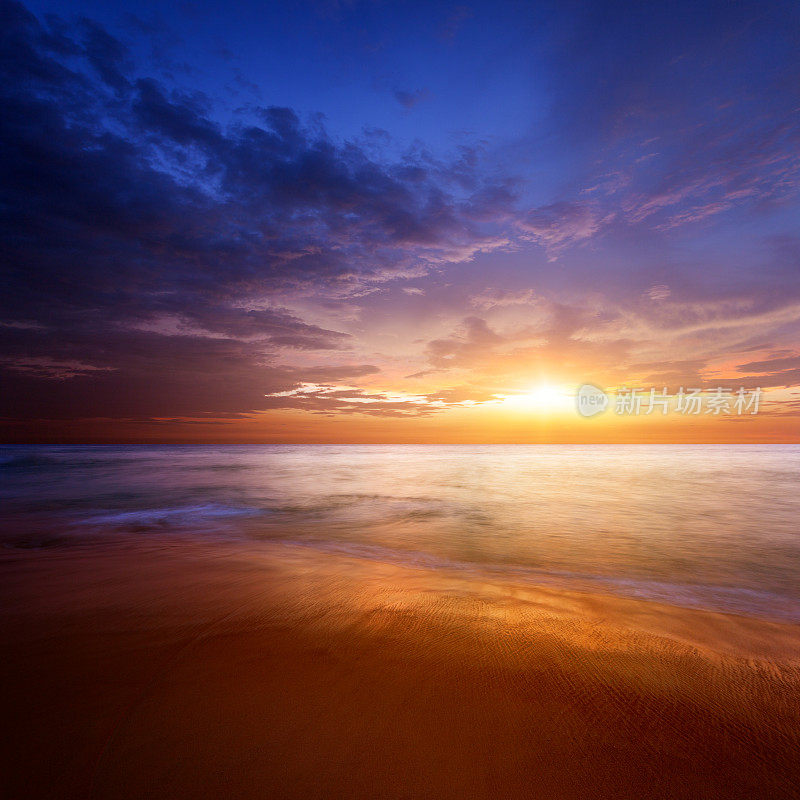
<box><xmin>1</xmin><ymin>0</ymin><xmax>799</xmax><ymax>443</ymax></box>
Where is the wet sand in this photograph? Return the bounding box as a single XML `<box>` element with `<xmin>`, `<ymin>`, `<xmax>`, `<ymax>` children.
<box><xmin>2</xmin><ymin>536</ymin><xmax>800</xmax><ymax>800</ymax></box>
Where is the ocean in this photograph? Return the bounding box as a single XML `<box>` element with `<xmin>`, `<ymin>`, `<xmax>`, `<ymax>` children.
<box><xmin>2</xmin><ymin>444</ymin><xmax>799</xmax><ymax>621</ymax></box>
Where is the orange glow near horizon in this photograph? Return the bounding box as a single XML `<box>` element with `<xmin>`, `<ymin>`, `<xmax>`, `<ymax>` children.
<box><xmin>7</xmin><ymin>385</ymin><xmax>797</xmax><ymax>444</ymax></box>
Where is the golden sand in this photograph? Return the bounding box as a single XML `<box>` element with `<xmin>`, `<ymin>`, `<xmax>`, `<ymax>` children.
<box><xmin>2</xmin><ymin>537</ymin><xmax>799</xmax><ymax>799</ymax></box>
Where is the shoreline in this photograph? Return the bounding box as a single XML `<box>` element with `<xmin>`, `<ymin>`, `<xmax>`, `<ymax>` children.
<box><xmin>6</xmin><ymin>524</ymin><xmax>800</xmax><ymax>628</ymax></box>
<box><xmin>2</xmin><ymin>535</ymin><xmax>800</xmax><ymax>798</ymax></box>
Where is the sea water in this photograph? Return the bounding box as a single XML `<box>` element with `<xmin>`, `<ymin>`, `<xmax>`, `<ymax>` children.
<box><xmin>2</xmin><ymin>444</ymin><xmax>799</xmax><ymax>620</ymax></box>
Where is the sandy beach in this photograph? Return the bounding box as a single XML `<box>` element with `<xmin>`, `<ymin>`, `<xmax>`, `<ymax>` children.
<box><xmin>2</xmin><ymin>535</ymin><xmax>799</xmax><ymax>800</ymax></box>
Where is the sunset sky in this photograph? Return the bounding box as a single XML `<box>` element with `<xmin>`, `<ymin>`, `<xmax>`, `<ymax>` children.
<box><xmin>2</xmin><ymin>0</ymin><xmax>799</xmax><ymax>442</ymax></box>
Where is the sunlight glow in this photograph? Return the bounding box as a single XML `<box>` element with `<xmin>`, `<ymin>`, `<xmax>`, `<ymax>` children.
<box><xmin>499</xmin><ymin>384</ymin><xmax>574</xmax><ymax>413</ymax></box>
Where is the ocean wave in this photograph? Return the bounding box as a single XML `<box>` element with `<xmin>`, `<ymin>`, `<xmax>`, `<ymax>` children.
<box><xmin>0</xmin><ymin>453</ymin><xmax>61</xmax><ymax>469</ymax></box>
<box><xmin>270</xmin><ymin>538</ymin><xmax>800</xmax><ymax>624</ymax></box>
<box><xmin>268</xmin><ymin>493</ymin><xmax>455</xmax><ymax>522</ymax></box>
<box><xmin>79</xmin><ymin>503</ymin><xmax>264</xmax><ymax>528</ymax></box>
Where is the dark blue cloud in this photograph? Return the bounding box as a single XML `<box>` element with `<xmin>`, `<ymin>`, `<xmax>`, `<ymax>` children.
<box><xmin>0</xmin><ymin>0</ymin><xmax>516</xmax><ymax>424</ymax></box>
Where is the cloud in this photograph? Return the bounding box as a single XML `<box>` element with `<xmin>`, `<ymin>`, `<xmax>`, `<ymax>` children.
<box><xmin>733</xmin><ymin>354</ymin><xmax>800</xmax><ymax>389</ymax></box>
<box><xmin>537</xmin><ymin>0</ymin><xmax>800</xmax><ymax>240</ymax></box>
<box><xmin>262</xmin><ymin>379</ymin><xmax>500</xmax><ymax>417</ymax></box>
<box><xmin>174</xmin><ymin>306</ymin><xmax>351</xmax><ymax>348</ymax></box>
<box><xmin>441</xmin><ymin>6</ymin><xmax>473</xmax><ymax>41</ymax></box>
<box><xmin>646</xmin><ymin>285</ymin><xmax>671</xmax><ymax>302</ymax></box>
<box><xmin>736</xmin><ymin>355</ymin><xmax>800</xmax><ymax>374</ymax></box>
<box><xmin>425</xmin><ymin>316</ymin><xmax>504</xmax><ymax>368</ymax></box>
<box><xmin>0</xmin><ymin>0</ymin><xmax>517</xmax><ymax>427</ymax></box>
<box><xmin>393</xmin><ymin>88</ymin><xmax>430</xmax><ymax>109</ymax></box>
<box><xmin>263</xmin><ymin>383</ymin><xmax>437</xmax><ymax>417</ymax></box>
<box><xmin>0</xmin><ymin>7</ymin><xmax>512</xmax><ymax>314</ymax></box>
<box><xmin>470</xmin><ymin>288</ymin><xmax>540</xmax><ymax>309</ymax></box>
<box><xmin>0</xmin><ymin>357</ymin><xmax>116</xmax><ymax>380</ymax></box>
<box><xmin>0</xmin><ymin>319</ymin><xmax>381</xmax><ymax>420</ymax></box>
<box><xmin>518</xmin><ymin>202</ymin><xmax>611</xmax><ymax>258</ymax></box>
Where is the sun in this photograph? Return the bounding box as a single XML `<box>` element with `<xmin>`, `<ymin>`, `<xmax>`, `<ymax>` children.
<box><xmin>500</xmin><ymin>383</ymin><xmax>573</xmax><ymax>413</ymax></box>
